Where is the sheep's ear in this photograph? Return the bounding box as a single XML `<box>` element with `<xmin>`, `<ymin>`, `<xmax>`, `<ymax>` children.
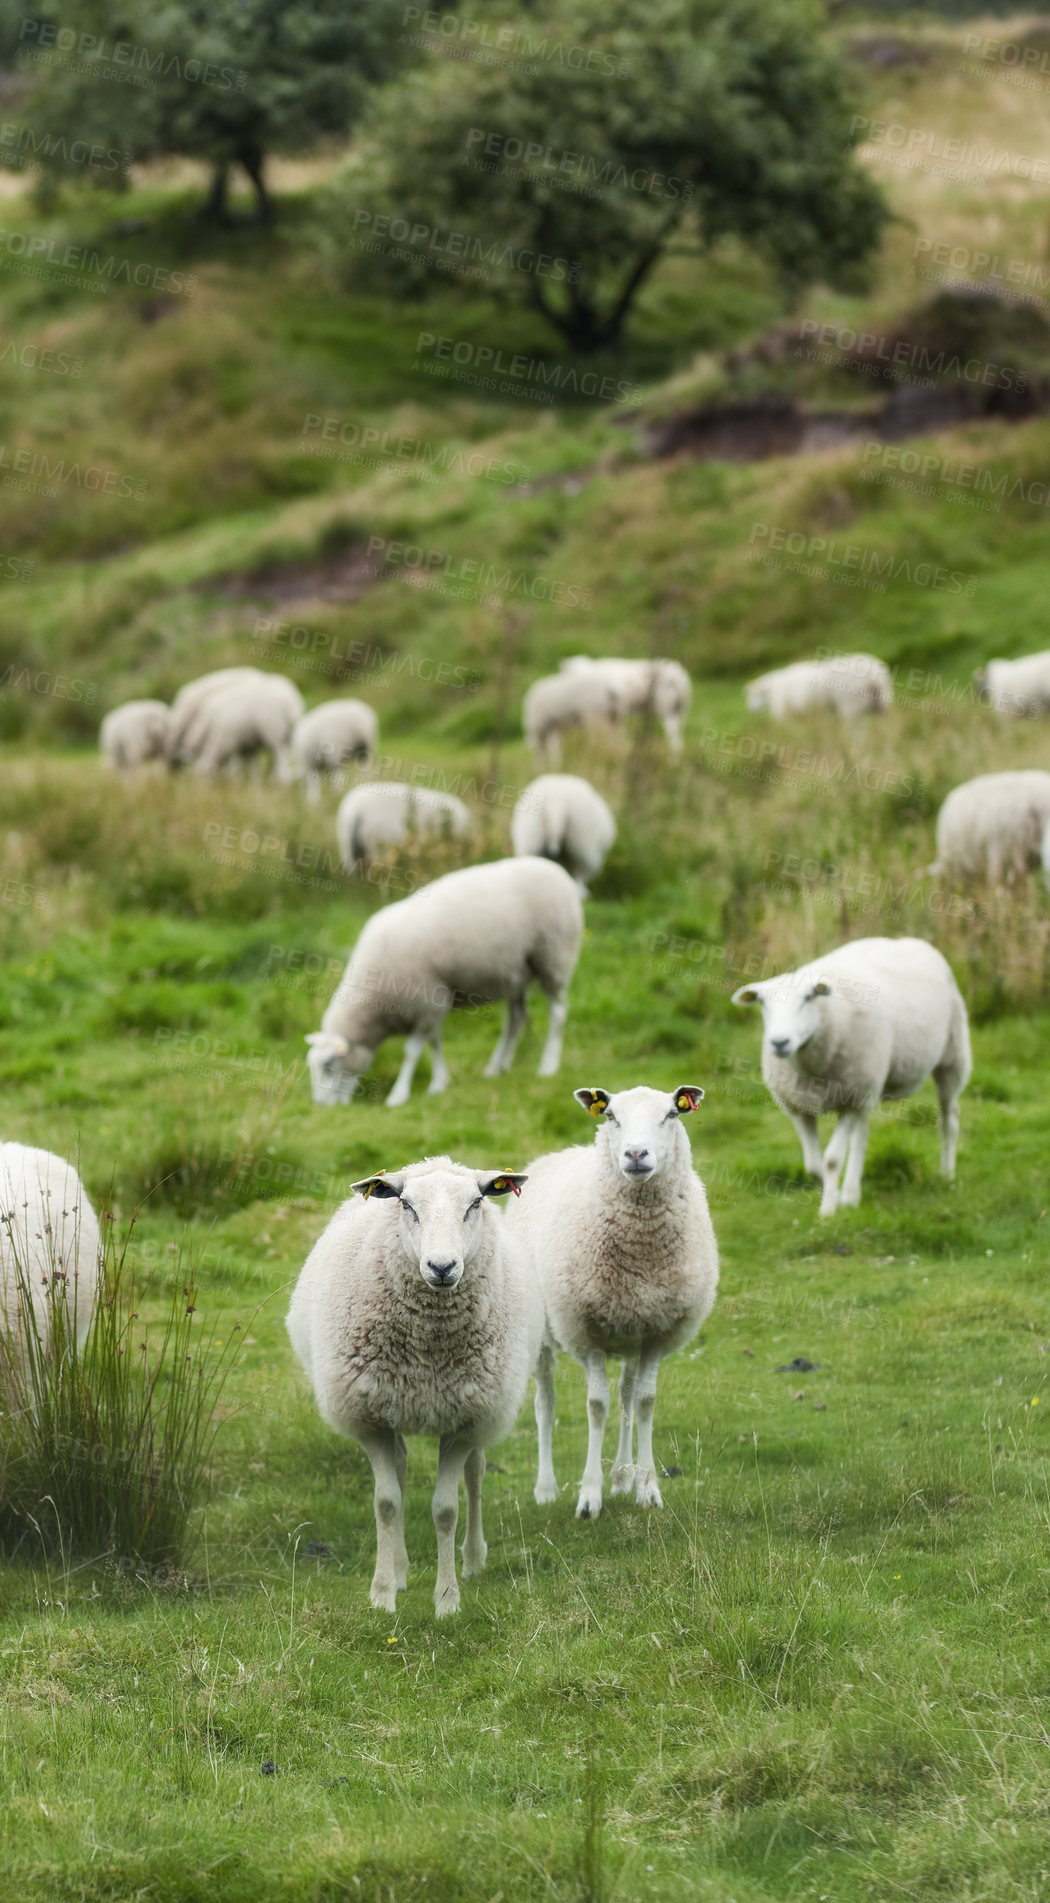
<box><xmin>574</xmin><ymin>1087</ymin><xmax>611</xmax><ymax>1118</ymax></box>
<box><xmin>479</xmin><ymin>1171</ymin><xmax>528</xmax><ymax>1199</ymax></box>
<box><xmin>731</xmin><ymin>985</ymin><xmax>762</xmax><ymax>1005</ymax></box>
<box><xmin>351</xmin><ymin>1173</ymin><xmax>403</xmax><ymax>1200</ymax></box>
<box><xmin>672</xmin><ymin>1086</ymin><xmax>704</xmax><ymax>1114</ymax></box>
<box><xmin>811</xmin><ymin>980</ymin><xmax>832</xmax><ymax>998</ymax></box>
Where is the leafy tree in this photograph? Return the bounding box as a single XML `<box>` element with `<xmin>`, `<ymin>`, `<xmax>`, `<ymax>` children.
<box><xmin>21</xmin><ymin>0</ymin><xmax>402</xmax><ymax>220</ymax></box>
<box><xmin>333</xmin><ymin>0</ymin><xmax>887</xmax><ymax>350</ymax></box>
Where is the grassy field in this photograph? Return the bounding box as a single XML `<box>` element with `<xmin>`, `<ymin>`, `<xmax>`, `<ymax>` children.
<box><xmin>1</xmin><ymin>12</ymin><xmax>1050</xmax><ymax>1901</ymax></box>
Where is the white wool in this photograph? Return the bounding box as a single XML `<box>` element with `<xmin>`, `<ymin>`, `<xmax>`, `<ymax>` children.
<box><xmin>559</xmin><ymin>656</ymin><xmax>692</xmax><ymax>750</ymax></box>
<box><xmin>336</xmin><ymin>781</ymin><xmax>471</xmax><ymax>869</ymax></box>
<box><xmin>0</xmin><ymin>1144</ymin><xmax>100</xmax><ymax>1391</ymax></box>
<box><xmin>931</xmin><ymin>770</ymin><xmax>1050</xmax><ymax>881</ymax></box>
<box><xmin>746</xmin><ymin>654</ymin><xmax>893</xmax><ymax>719</ymax></box>
<box><xmin>510</xmin><ymin>774</ymin><xmax>616</xmax><ymax>895</ymax></box>
<box><xmin>99</xmin><ymin>700</ymin><xmax>170</xmax><ymax>770</ymax></box>
<box><xmin>522</xmin><ymin>669</ymin><xmax>618</xmax><ymax>765</ymax></box>
<box><xmin>980</xmin><ymin>653</ymin><xmax>1050</xmax><ymax>716</ymax></box>
<box><xmin>307</xmin><ymin>856</ymin><xmax>583</xmax><ymax>1107</ymax></box>
<box><xmin>503</xmin><ymin>1083</ymin><xmax>718</xmax><ymax>1519</ymax></box>
<box><xmin>290</xmin><ymin>700</ymin><xmax>379</xmax><ymax>803</ymax></box>
<box><xmin>733</xmin><ymin>936</ymin><xmax>971</xmax><ymax>1217</ymax></box>
<box><xmin>184</xmin><ymin>675</ymin><xmax>304</xmax><ymax>780</ymax></box>
<box><xmin>286</xmin><ymin>1155</ymin><xmax>544</xmax><ymax>1615</ymax></box>
<box><xmin>167</xmin><ymin>667</ymin><xmax>267</xmax><ymax>764</ymax></box>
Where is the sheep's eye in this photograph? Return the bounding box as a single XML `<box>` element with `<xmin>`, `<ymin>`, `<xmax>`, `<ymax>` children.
<box><xmin>663</xmin><ymin>1109</ymin><xmax>679</xmax><ymax>1122</ymax></box>
<box><xmin>467</xmin><ymin>1197</ymin><xmax>482</xmax><ymax>1214</ymax></box>
<box><xmin>401</xmin><ymin>1202</ymin><xmax>419</xmax><ymax>1222</ymax></box>
<box><xmin>605</xmin><ymin>1111</ymin><xmax>617</xmax><ymax>1125</ymax></box>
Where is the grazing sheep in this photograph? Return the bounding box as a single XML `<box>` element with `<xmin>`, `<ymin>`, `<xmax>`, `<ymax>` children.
<box><xmin>732</xmin><ymin>936</ymin><xmax>971</xmax><ymax>1217</ymax></box>
<box><xmin>336</xmin><ymin>781</ymin><xmax>471</xmax><ymax>871</ymax></box>
<box><xmin>0</xmin><ymin>1144</ymin><xmax>100</xmax><ymax>1394</ymax></box>
<box><xmin>99</xmin><ymin>700</ymin><xmax>170</xmax><ymax>770</ymax></box>
<box><xmin>306</xmin><ymin>857</ymin><xmax>584</xmax><ymax>1107</ymax></box>
<box><xmin>561</xmin><ymin>657</ymin><xmax>692</xmax><ymax>751</ymax></box>
<box><xmin>167</xmin><ymin>667</ymin><xmax>264</xmax><ymax>765</ymax></box>
<box><xmin>286</xmin><ymin>1157</ymin><xmax>541</xmax><ymax>1615</ymax></box>
<box><xmin>746</xmin><ymin>654</ymin><xmax>893</xmax><ymax>719</ymax></box>
<box><xmin>503</xmin><ymin>1084</ymin><xmax>718</xmax><ymax>1519</ymax></box>
<box><xmin>977</xmin><ymin>653</ymin><xmax>1050</xmax><ymax>717</ymax></box>
<box><xmin>511</xmin><ymin>774</ymin><xmax>616</xmax><ymax>896</ymax></box>
<box><xmin>522</xmin><ymin>668</ymin><xmax>619</xmax><ymax>766</ymax></box>
<box><xmin>183</xmin><ymin>674</ymin><xmax>305</xmax><ymax>781</ymax></box>
<box><xmin>929</xmin><ymin>770</ymin><xmax>1050</xmax><ymax>882</ymax></box>
<box><xmin>290</xmin><ymin>700</ymin><xmax>379</xmax><ymax>802</ymax></box>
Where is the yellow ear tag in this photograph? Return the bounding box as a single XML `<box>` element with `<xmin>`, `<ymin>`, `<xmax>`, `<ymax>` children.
<box><xmin>588</xmin><ymin>1098</ymin><xmax>604</xmax><ymax>1117</ymax></box>
<box><xmin>676</xmin><ymin>1093</ymin><xmax>693</xmax><ymax>1112</ymax></box>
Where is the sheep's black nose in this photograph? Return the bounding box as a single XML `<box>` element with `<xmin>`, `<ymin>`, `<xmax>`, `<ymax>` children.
<box><xmin>771</xmin><ymin>1036</ymin><xmax>790</xmax><ymax>1056</ymax></box>
<box><xmin>427</xmin><ymin>1260</ymin><xmax>458</xmax><ymax>1285</ymax></box>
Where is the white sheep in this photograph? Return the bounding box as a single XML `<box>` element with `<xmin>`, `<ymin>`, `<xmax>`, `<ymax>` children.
<box><xmin>286</xmin><ymin>1156</ymin><xmax>542</xmax><ymax>1615</ymax></box>
<box><xmin>503</xmin><ymin>1084</ymin><xmax>718</xmax><ymax>1519</ymax></box>
<box><xmin>184</xmin><ymin>674</ymin><xmax>305</xmax><ymax>781</ymax></box>
<box><xmin>732</xmin><ymin>936</ymin><xmax>971</xmax><ymax>1217</ymax></box>
<box><xmin>978</xmin><ymin>653</ymin><xmax>1050</xmax><ymax>716</ymax></box>
<box><xmin>336</xmin><ymin>781</ymin><xmax>471</xmax><ymax>871</ymax></box>
<box><xmin>0</xmin><ymin>1144</ymin><xmax>100</xmax><ymax>1394</ymax></box>
<box><xmin>99</xmin><ymin>700</ymin><xmax>170</xmax><ymax>770</ymax></box>
<box><xmin>306</xmin><ymin>856</ymin><xmax>583</xmax><ymax>1107</ymax></box>
<box><xmin>746</xmin><ymin>654</ymin><xmax>893</xmax><ymax>719</ymax></box>
<box><xmin>167</xmin><ymin>667</ymin><xmax>264</xmax><ymax>765</ymax></box>
<box><xmin>561</xmin><ymin>656</ymin><xmax>692</xmax><ymax>750</ymax></box>
<box><xmin>290</xmin><ymin>700</ymin><xmax>379</xmax><ymax>803</ymax></box>
<box><xmin>522</xmin><ymin>668</ymin><xmax>619</xmax><ymax>766</ymax></box>
<box><xmin>929</xmin><ymin>770</ymin><xmax>1050</xmax><ymax>882</ymax></box>
<box><xmin>510</xmin><ymin>774</ymin><xmax>616</xmax><ymax>896</ymax></box>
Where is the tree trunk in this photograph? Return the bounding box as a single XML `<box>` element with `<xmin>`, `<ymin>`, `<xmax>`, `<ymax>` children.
<box><xmin>239</xmin><ymin>146</ymin><xmax>273</xmax><ymax>225</ymax></box>
<box><xmin>200</xmin><ymin>162</ymin><xmax>229</xmax><ymax>223</ymax></box>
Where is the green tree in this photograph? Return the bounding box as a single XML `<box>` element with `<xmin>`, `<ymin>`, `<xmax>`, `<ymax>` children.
<box><xmin>22</xmin><ymin>0</ymin><xmax>402</xmax><ymax>221</ymax></box>
<box><xmin>333</xmin><ymin>0</ymin><xmax>887</xmax><ymax>350</ymax></box>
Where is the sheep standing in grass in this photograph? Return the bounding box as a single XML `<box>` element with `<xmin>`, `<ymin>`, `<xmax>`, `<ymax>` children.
<box><xmin>511</xmin><ymin>774</ymin><xmax>615</xmax><ymax>896</ymax></box>
<box><xmin>503</xmin><ymin>1084</ymin><xmax>718</xmax><ymax>1519</ymax></box>
<box><xmin>167</xmin><ymin>667</ymin><xmax>264</xmax><ymax>765</ymax></box>
<box><xmin>336</xmin><ymin>781</ymin><xmax>471</xmax><ymax>870</ymax></box>
<box><xmin>929</xmin><ymin>770</ymin><xmax>1050</xmax><ymax>882</ymax></box>
<box><xmin>286</xmin><ymin>1157</ymin><xmax>541</xmax><ymax>1615</ymax></box>
<box><xmin>99</xmin><ymin>700</ymin><xmax>170</xmax><ymax>770</ymax></box>
<box><xmin>977</xmin><ymin>653</ymin><xmax>1050</xmax><ymax>716</ymax></box>
<box><xmin>291</xmin><ymin>700</ymin><xmax>379</xmax><ymax>803</ymax></box>
<box><xmin>522</xmin><ymin>669</ymin><xmax>619</xmax><ymax>765</ymax></box>
<box><xmin>561</xmin><ymin>657</ymin><xmax>692</xmax><ymax>751</ymax></box>
<box><xmin>306</xmin><ymin>857</ymin><xmax>584</xmax><ymax>1107</ymax></box>
<box><xmin>0</xmin><ymin>1145</ymin><xmax>100</xmax><ymax>1393</ymax></box>
<box><xmin>746</xmin><ymin>654</ymin><xmax>893</xmax><ymax>719</ymax></box>
<box><xmin>184</xmin><ymin>674</ymin><xmax>305</xmax><ymax>781</ymax></box>
<box><xmin>732</xmin><ymin>937</ymin><xmax>971</xmax><ymax>1217</ymax></box>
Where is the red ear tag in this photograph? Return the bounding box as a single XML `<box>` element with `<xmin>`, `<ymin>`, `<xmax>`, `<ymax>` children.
<box><xmin>495</xmin><ymin>1175</ymin><xmax>522</xmax><ymax>1197</ymax></box>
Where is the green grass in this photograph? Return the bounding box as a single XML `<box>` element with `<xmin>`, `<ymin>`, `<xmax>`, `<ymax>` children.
<box><xmin>1</xmin><ymin>12</ymin><xmax>1050</xmax><ymax>1898</ymax></box>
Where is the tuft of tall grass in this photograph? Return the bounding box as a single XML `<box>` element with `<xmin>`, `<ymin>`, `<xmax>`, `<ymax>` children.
<box><xmin>0</xmin><ymin>1214</ymin><xmax>242</xmax><ymax>1567</ymax></box>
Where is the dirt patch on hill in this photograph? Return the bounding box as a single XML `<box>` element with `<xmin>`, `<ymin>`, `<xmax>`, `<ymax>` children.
<box><xmin>195</xmin><ymin>538</ymin><xmax>377</xmax><ymax>611</ymax></box>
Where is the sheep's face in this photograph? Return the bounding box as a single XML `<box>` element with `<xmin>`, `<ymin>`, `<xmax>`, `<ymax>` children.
<box><xmin>305</xmin><ymin>1031</ymin><xmax>369</xmax><ymax>1106</ymax></box>
<box><xmin>350</xmin><ymin>1163</ymin><xmax>528</xmax><ymax>1291</ymax></box>
<box><xmin>732</xmin><ymin>974</ymin><xmax>832</xmax><ymax>1060</ymax></box>
<box><xmin>575</xmin><ymin>1083</ymin><xmax>703</xmax><ymax>1184</ymax></box>
<box><xmin>745</xmin><ymin>681</ymin><xmax>768</xmax><ymax>712</ymax></box>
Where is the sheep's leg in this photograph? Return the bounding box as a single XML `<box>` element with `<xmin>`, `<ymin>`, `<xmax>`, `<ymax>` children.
<box><xmin>426</xmin><ymin>1024</ymin><xmax>450</xmax><ymax>1096</ymax></box>
<box><xmin>359</xmin><ymin>1428</ymin><xmax>404</xmax><ymax>1613</ymax></box>
<box><xmin>934</xmin><ymin>1066</ymin><xmax>964</xmax><ymax>1178</ymax></box>
<box><xmin>483</xmin><ymin>989</ymin><xmax>527</xmax><ymax>1078</ymax></box>
<box><xmin>432</xmin><ymin>1434</ymin><xmax>472</xmax><ymax>1617</ymax></box>
<box><xmin>662</xmin><ymin>714</ymin><xmax>683</xmax><ymax>752</ymax></box>
<box><xmin>839</xmin><ymin>1112</ymin><xmax>869</xmax><ymax>1208</ymax></box>
<box><xmin>610</xmin><ymin>1357</ymin><xmax>639</xmax><ymax>1496</ymax></box>
<box><xmin>386</xmin><ymin>1030</ymin><xmax>428</xmax><ymax>1107</ymax></box>
<box><xmin>393</xmin><ymin>1431</ymin><xmax>409</xmax><ymax>1589</ymax></box>
<box><xmin>789</xmin><ymin>1111</ymin><xmax>824</xmax><ymax>1181</ymax></box>
<box><xmin>534</xmin><ymin>1340</ymin><xmax>559</xmax><ymax>1504</ymax></box>
<box><xmin>537</xmin><ymin>985</ymin><xmax>569</xmax><ymax>1077</ymax></box>
<box><xmin>460</xmin><ymin>1446</ymin><xmax>487</xmax><ymax>1578</ymax></box>
<box><xmin>304</xmin><ymin>769</ymin><xmax>322</xmax><ymax>806</ymax></box>
<box><xmin>577</xmin><ymin>1351</ymin><xmax>609</xmax><ymax>1520</ymax></box>
<box><xmin>633</xmin><ymin>1349</ymin><xmax>665</xmax><ymax>1508</ymax></box>
<box><xmin>820</xmin><ymin>1113</ymin><xmax>863</xmax><ymax>1216</ymax></box>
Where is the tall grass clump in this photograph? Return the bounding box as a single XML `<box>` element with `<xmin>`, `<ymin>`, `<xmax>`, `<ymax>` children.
<box><xmin>0</xmin><ymin>1216</ymin><xmax>241</xmax><ymax>1566</ymax></box>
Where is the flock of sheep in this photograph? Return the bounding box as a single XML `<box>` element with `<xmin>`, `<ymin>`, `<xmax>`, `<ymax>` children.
<box><xmin>4</xmin><ymin>634</ymin><xmax>1043</xmax><ymax>1609</ymax></box>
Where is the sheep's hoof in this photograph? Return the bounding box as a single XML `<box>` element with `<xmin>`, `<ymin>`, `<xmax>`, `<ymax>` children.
<box><xmin>461</xmin><ymin>1541</ymin><xmax>487</xmax><ymax>1578</ymax></box>
<box><xmin>609</xmin><ymin>1468</ymin><xmax>634</xmax><ymax>1497</ymax></box>
<box><xmin>434</xmin><ymin>1588</ymin><xmax>461</xmax><ymax>1618</ymax></box>
<box><xmin>635</xmin><ymin>1478</ymin><xmax>664</xmax><ymax>1509</ymax></box>
<box><xmin>534</xmin><ymin>1480</ymin><xmax>559</xmax><ymax>1505</ymax></box>
<box><xmin>576</xmin><ymin>1491</ymin><xmax>603</xmax><ymax>1520</ymax></box>
<box><xmin>385</xmin><ymin>1089</ymin><xmax>410</xmax><ymax>1108</ymax></box>
<box><xmin>369</xmin><ymin>1582</ymin><xmax>399</xmax><ymax>1613</ymax></box>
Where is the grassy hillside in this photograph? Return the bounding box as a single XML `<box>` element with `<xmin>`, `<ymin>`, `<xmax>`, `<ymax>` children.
<box><xmin>1</xmin><ymin>13</ymin><xmax>1050</xmax><ymax>1902</ymax></box>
